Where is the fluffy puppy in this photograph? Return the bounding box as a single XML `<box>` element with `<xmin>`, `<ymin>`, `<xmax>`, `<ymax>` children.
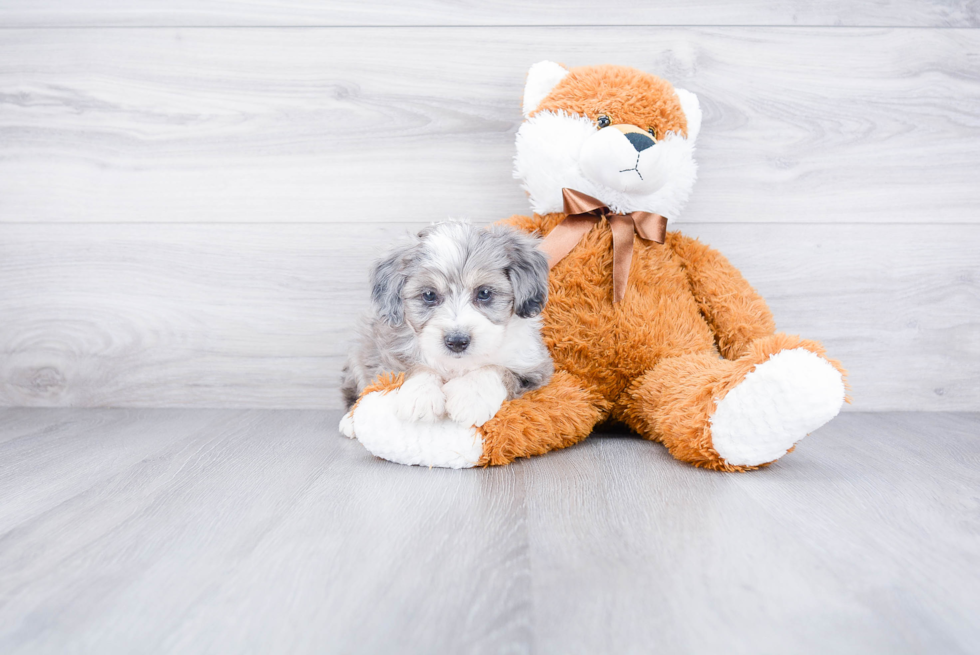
<box><xmin>341</xmin><ymin>221</ymin><xmax>553</xmax><ymax>428</ymax></box>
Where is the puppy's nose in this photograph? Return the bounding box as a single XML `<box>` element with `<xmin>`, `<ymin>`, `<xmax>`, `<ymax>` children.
<box><xmin>624</xmin><ymin>132</ymin><xmax>655</xmax><ymax>153</ymax></box>
<box><xmin>444</xmin><ymin>333</ymin><xmax>471</xmax><ymax>353</ymax></box>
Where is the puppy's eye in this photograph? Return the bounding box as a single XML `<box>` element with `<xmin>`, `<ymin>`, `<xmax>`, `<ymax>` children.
<box><xmin>597</xmin><ymin>115</ymin><xmax>611</xmax><ymax>129</ymax></box>
<box><xmin>476</xmin><ymin>287</ymin><xmax>493</xmax><ymax>302</ymax></box>
<box><xmin>421</xmin><ymin>290</ymin><xmax>439</xmax><ymax>305</ymax></box>
<box><xmin>647</xmin><ymin>127</ymin><xmax>657</xmax><ymax>142</ymax></box>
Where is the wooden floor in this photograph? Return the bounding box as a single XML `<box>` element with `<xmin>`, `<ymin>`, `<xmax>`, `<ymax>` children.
<box><xmin>0</xmin><ymin>410</ymin><xmax>977</xmax><ymax>654</ymax></box>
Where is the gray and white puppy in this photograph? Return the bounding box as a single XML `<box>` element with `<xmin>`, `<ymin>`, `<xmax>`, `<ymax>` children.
<box><xmin>341</xmin><ymin>220</ymin><xmax>553</xmax><ymax>427</ymax></box>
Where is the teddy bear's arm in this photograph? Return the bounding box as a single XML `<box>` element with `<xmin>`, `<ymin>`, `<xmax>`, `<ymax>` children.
<box><xmin>667</xmin><ymin>232</ymin><xmax>776</xmax><ymax>360</ymax></box>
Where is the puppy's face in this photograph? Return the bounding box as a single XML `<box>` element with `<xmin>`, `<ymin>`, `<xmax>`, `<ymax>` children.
<box><xmin>404</xmin><ymin>255</ymin><xmax>514</xmax><ymax>372</ymax></box>
<box><xmin>371</xmin><ymin>221</ymin><xmax>548</xmax><ymax>375</ymax></box>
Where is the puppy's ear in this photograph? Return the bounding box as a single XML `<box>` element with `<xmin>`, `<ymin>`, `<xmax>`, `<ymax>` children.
<box><xmin>493</xmin><ymin>226</ymin><xmax>550</xmax><ymax>318</ymax></box>
<box><xmin>370</xmin><ymin>239</ymin><xmax>419</xmax><ymax>327</ymax></box>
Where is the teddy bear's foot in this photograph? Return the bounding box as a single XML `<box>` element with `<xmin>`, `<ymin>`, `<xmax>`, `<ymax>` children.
<box><xmin>709</xmin><ymin>348</ymin><xmax>845</xmax><ymax>466</ymax></box>
<box><xmin>348</xmin><ymin>388</ymin><xmax>483</xmax><ymax>469</ymax></box>
<box><xmin>620</xmin><ymin>334</ymin><xmax>847</xmax><ymax>471</ymax></box>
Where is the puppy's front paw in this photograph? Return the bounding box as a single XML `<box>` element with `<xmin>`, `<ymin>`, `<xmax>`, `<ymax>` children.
<box><xmin>443</xmin><ymin>369</ymin><xmax>508</xmax><ymax>427</ymax></box>
<box><xmin>396</xmin><ymin>372</ymin><xmax>446</xmax><ymax>422</ymax></box>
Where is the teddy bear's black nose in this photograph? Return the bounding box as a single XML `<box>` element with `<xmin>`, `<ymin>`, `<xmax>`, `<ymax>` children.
<box><xmin>624</xmin><ymin>132</ymin><xmax>655</xmax><ymax>152</ymax></box>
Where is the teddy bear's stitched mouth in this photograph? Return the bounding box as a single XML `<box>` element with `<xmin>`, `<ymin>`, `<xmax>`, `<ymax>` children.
<box><xmin>618</xmin><ymin>152</ymin><xmax>644</xmax><ymax>180</ymax></box>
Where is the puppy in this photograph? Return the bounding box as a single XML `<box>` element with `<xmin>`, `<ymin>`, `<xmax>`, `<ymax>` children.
<box><xmin>341</xmin><ymin>220</ymin><xmax>553</xmax><ymax>429</ymax></box>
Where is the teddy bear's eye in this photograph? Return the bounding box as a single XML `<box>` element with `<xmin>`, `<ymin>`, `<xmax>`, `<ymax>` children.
<box><xmin>597</xmin><ymin>115</ymin><xmax>611</xmax><ymax>129</ymax></box>
<box><xmin>647</xmin><ymin>127</ymin><xmax>657</xmax><ymax>141</ymax></box>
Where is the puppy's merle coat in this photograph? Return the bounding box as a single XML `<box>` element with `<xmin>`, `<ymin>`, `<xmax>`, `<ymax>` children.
<box><xmin>341</xmin><ymin>221</ymin><xmax>553</xmax><ymax>427</ymax></box>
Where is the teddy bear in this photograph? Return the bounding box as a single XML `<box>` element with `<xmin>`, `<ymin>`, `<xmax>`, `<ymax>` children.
<box><xmin>342</xmin><ymin>61</ymin><xmax>847</xmax><ymax>472</ymax></box>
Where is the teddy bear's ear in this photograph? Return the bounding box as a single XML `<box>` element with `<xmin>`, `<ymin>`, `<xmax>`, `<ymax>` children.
<box><xmin>674</xmin><ymin>88</ymin><xmax>702</xmax><ymax>143</ymax></box>
<box><xmin>522</xmin><ymin>61</ymin><xmax>569</xmax><ymax>117</ymax></box>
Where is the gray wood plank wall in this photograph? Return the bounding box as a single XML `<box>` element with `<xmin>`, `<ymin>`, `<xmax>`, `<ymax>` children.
<box><xmin>2</xmin><ymin>1</ymin><xmax>978</xmax><ymax>27</ymax></box>
<box><xmin>1</xmin><ymin>4</ymin><xmax>978</xmax><ymax>410</ymax></box>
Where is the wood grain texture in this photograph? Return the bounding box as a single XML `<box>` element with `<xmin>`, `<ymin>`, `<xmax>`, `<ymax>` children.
<box><xmin>1</xmin><ymin>0</ymin><xmax>978</xmax><ymax>27</ymax></box>
<box><xmin>1</xmin><ymin>27</ymin><xmax>979</xmax><ymax>224</ymax></box>
<box><xmin>524</xmin><ymin>411</ymin><xmax>980</xmax><ymax>654</ymax></box>
<box><xmin>0</xmin><ymin>408</ymin><xmax>531</xmax><ymax>654</ymax></box>
<box><xmin>0</xmin><ymin>409</ymin><xmax>978</xmax><ymax>653</ymax></box>
<box><xmin>1</xmin><ymin>222</ymin><xmax>977</xmax><ymax>410</ymax></box>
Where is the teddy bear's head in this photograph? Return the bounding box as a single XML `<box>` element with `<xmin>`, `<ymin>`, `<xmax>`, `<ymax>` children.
<box><xmin>515</xmin><ymin>61</ymin><xmax>702</xmax><ymax>220</ymax></box>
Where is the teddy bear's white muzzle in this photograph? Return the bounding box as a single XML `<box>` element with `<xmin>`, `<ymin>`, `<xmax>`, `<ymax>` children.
<box><xmin>579</xmin><ymin>128</ymin><xmax>673</xmax><ymax>195</ymax></box>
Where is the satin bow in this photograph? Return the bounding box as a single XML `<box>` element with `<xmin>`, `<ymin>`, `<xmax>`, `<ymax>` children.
<box><xmin>539</xmin><ymin>188</ymin><xmax>668</xmax><ymax>303</ymax></box>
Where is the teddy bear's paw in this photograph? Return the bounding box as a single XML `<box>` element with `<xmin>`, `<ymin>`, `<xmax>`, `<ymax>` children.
<box><xmin>350</xmin><ymin>389</ymin><xmax>483</xmax><ymax>468</ymax></box>
<box><xmin>395</xmin><ymin>371</ymin><xmax>446</xmax><ymax>422</ymax></box>
<box><xmin>710</xmin><ymin>348</ymin><xmax>845</xmax><ymax>467</ymax></box>
<box><xmin>338</xmin><ymin>410</ymin><xmax>356</xmax><ymax>439</ymax></box>
<box><xmin>443</xmin><ymin>369</ymin><xmax>509</xmax><ymax>427</ymax></box>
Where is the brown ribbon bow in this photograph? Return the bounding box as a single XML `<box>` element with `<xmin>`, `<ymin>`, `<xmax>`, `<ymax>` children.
<box><xmin>539</xmin><ymin>188</ymin><xmax>668</xmax><ymax>303</ymax></box>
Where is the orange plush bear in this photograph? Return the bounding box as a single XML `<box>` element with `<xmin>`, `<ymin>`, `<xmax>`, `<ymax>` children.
<box><xmin>343</xmin><ymin>62</ymin><xmax>846</xmax><ymax>471</ymax></box>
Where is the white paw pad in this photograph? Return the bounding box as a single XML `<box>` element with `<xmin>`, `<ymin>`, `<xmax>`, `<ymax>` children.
<box><xmin>710</xmin><ymin>348</ymin><xmax>845</xmax><ymax>466</ymax></box>
<box><xmin>339</xmin><ymin>410</ymin><xmax>355</xmax><ymax>438</ymax></box>
<box><xmin>350</xmin><ymin>389</ymin><xmax>483</xmax><ymax>469</ymax></box>
<box><xmin>443</xmin><ymin>369</ymin><xmax>508</xmax><ymax>427</ymax></box>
